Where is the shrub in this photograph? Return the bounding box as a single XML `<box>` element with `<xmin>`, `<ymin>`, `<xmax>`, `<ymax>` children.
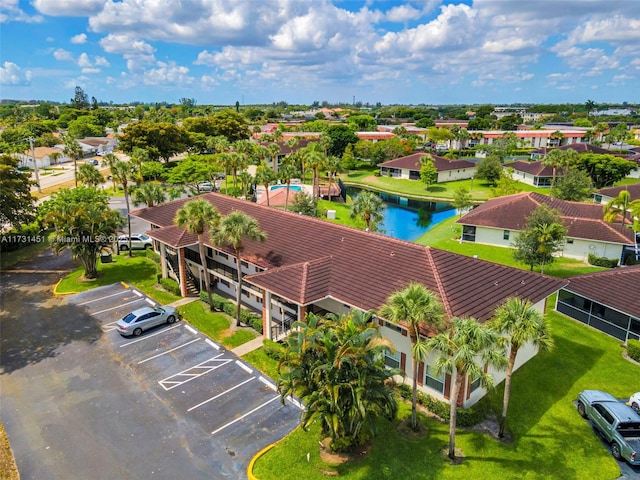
<box><xmin>627</xmin><ymin>339</ymin><xmax>640</xmax><ymax>362</ymax></box>
<box><xmin>159</xmin><ymin>277</ymin><xmax>180</xmax><ymax>296</ymax></box>
<box><xmin>587</xmin><ymin>253</ymin><xmax>618</xmax><ymax>268</ymax></box>
<box><xmin>263</xmin><ymin>338</ymin><xmax>284</xmax><ymax>360</ymax></box>
<box><xmin>145</xmin><ymin>249</ymin><xmax>160</xmax><ymax>263</ymax></box>
<box><xmin>198</xmin><ymin>291</ymin><xmax>264</xmax><ymax>335</ymax></box>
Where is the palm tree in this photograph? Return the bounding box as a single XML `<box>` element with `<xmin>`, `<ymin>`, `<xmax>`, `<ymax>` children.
<box><xmin>603</xmin><ymin>189</ymin><xmax>632</xmax><ymax>226</ymax></box>
<box><xmin>49</xmin><ymin>151</ymin><xmax>61</xmax><ymax>165</ymax></box>
<box><xmin>268</xmin><ymin>143</ymin><xmax>281</xmax><ymax>171</ymax></box>
<box><xmin>534</xmin><ymin>222</ymin><xmax>566</xmax><ymax>274</ymax></box>
<box><xmin>63</xmin><ymin>137</ymin><xmax>82</xmax><ymax>187</ymax></box>
<box><xmin>175</xmin><ymin>199</ymin><xmax>220</xmax><ymax>307</ymax></box>
<box><xmin>211</xmin><ymin>211</ymin><xmax>266</xmax><ymax>327</ymax></box>
<box><xmin>76</xmin><ymin>163</ymin><xmax>104</xmax><ymax>187</ymax></box>
<box><xmin>111</xmin><ymin>160</ymin><xmax>136</xmax><ymax>256</ymax></box>
<box><xmin>131</xmin><ymin>182</ymin><xmax>167</xmax><ymax>207</ymax></box>
<box><xmin>278</xmin><ymin>161</ymin><xmax>300</xmax><ymax>210</ymax></box>
<box><xmin>349</xmin><ymin>190</ymin><xmax>384</xmax><ymax>232</ymax></box>
<box><xmin>129</xmin><ymin>147</ymin><xmax>149</xmax><ymax>185</ymax></box>
<box><xmin>426</xmin><ymin>317</ymin><xmax>506</xmax><ymax>460</ymax></box>
<box><xmin>101</xmin><ymin>153</ymin><xmax>119</xmax><ymax>193</ymax></box>
<box><xmin>378</xmin><ymin>283</ymin><xmax>445</xmax><ymax>430</ymax></box>
<box><xmin>224</xmin><ymin>151</ymin><xmax>247</xmax><ymax>197</ymax></box>
<box><xmin>585</xmin><ymin>99</ymin><xmax>596</xmax><ymax>117</ymax></box>
<box><xmin>325</xmin><ymin>155</ymin><xmax>342</xmax><ymax>202</ymax></box>
<box><xmin>491</xmin><ymin>297</ymin><xmax>553</xmax><ymax>438</ymax></box>
<box><xmin>254</xmin><ymin>162</ymin><xmax>277</xmax><ymax>206</ymax></box>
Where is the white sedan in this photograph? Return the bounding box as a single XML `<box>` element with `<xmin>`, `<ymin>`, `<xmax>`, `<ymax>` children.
<box><xmin>631</xmin><ymin>393</ymin><xmax>640</xmax><ymax>414</ymax></box>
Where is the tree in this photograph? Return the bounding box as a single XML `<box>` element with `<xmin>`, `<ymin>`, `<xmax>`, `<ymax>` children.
<box><xmin>71</xmin><ymin>86</ymin><xmax>89</xmax><ymax>110</ymax></box>
<box><xmin>211</xmin><ymin>211</ymin><xmax>266</xmax><ymax>327</ymax></box>
<box><xmin>67</xmin><ymin>116</ymin><xmax>105</xmax><ymax>139</ymax></box>
<box><xmin>131</xmin><ymin>182</ymin><xmax>167</xmax><ymax>207</ymax></box>
<box><xmin>605</xmin><ymin>123</ymin><xmax>629</xmax><ymax>150</ymax></box>
<box><xmin>550</xmin><ymin>168</ymin><xmax>593</xmax><ymax>201</ymax></box>
<box><xmin>175</xmin><ymin>200</ymin><xmax>220</xmax><ymax>308</ymax></box>
<box><xmin>324</xmin><ymin>125</ymin><xmax>358</xmax><ymax>157</ymax></box>
<box><xmin>346</xmin><ymin>114</ymin><xmax>377</xmax><ymax>131</ymax></box>
<box><xmin>585</xmin><ymin>99</ymin><xmax>596</xmax><ymax>117</ymax></box>
<box><xmin>208</xmin><ymin>110</ymin><xmax>250</xmax><ymax>142</ymax></box>
<box><xmin>100</xmin><ymin>153</ymin><xmax>119</xmax><ymax>192</ymax></box>
<box><xmin>76</xmin><ymin>163</ymin><xmax>104</xmax><ymax>187</ymax></box>
<box><xmin>426</xmin><ymin>127</ymin><xmax>454</xmax><ymax>146</ymax></box>
<box><xmin>44</xmin><ymin>187</ymin><xmax>123</xmax><ymax>279</ymax></box>
<box><xmin>278</xmin><ymin>161</ymin><xmax>300</xmax><ymax>210</ymax></box>
<box><xmin>452</xmin><ymin>187</ymin><xmax>473</xmax><ymax>216</ymax></box>
<box><xmin>426</xmin><ymin>317</ymin><xmax>505</xmax><ymax>460</ymax></box>
<box><xmin>62</xmin><ymin>137</ymin><xmax>82</xmax><ymax>187</ymax></box>
<box><xmin>491</xmin><ymin>297</ymin><xmax>553</xmax><ymax>438</ymax></box>
<box><xmin>475</xmin><ymin>155</ymin><xmax>503</xmax><ymax>186</ymax></box>
<box><xmin>129</xmin><ymin>148</ymin><xmax>150</xmax><ymax>185</ymax></box>
<box><xmin>290</xmin><ymin>191</ymin><xmax>317</xmax><ymax>216</ymax></box>
<box><xmin>164</xmin><ymin>155</ymin><xmax>210</xmax><ymax>193</ymax></box>
<box><xmin>603</xmin><ymin>190</ymin><xmax>632</xmax><ymax>226</ymax></box>
<box><xmin>119</xmin><ymin>122</ymin><xmax>190</xmax><ymax>162</ymax></box>
<box><xmin>301</xmin><ymin>142</ymin><xmax>326</xmax><ymax>199</ymax></box>
<box><xmin>0</xmin><ymin>154</ymin><xmax>35</xmax><ymax>229</ymax></box>
<box><xmin>419</xmin><ymin>156</ymin><xmax>438</xmax><ymax>191</ymax></box>
<box><xmin>491</xmin><ymin>168</ymin><xmax>522</xmax><ymax>197</ymax></box>
<box><xmin>542</xmin><ymin>149</ymin><xmax>577</xmax><ymax>186</ymax></box>
<box><xmin>512</xmin><ymin>205</ymin><xmax>567</xmax><ymax>273</ymax></box>
<box><xmin>254</xmin><ymin>162</ymin><xmax>277</xmax><ymax>206</ymax></box>
<box><xmin>110</xmin><ymin>161</ymin><xmax>136</xmax><ymax>256</ymax></box>
<box><xmin>277</xmin><ymin>311</ymin><xmax>399</xmax><ymax>453</ymax></box>
<box><xmin>349</xmin><ymin>190</ymin><xmax>384</xmax><ymax>232</ymax></box>
<box><xmin>378</xmin><ymin>283</ymin><xmax>444</xmax><ymax>431</ymax></box>
<box><xmin>325</xmin><ymin>155</ymin><xmax>342</xmax><ymax>202</ymax></box>
<box><xmin>484</xmin><ymin>132</ymin><xmax>519</xmax><ymax>160</ymax></box>
<box><xmin>577</xmin><ymin>153</ymin><xmax>636</xmax><ymax>188</ymax></box>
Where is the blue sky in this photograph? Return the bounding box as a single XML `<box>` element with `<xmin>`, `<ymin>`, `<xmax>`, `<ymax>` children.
<box><xmin>1</xmin><ymin>0</ymin><xmax>639</xmax><ymax>106</ymax></box>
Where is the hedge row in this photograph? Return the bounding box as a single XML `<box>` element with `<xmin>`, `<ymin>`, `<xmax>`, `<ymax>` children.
<box><xmin>159</xmin><ymin>277</ymin><xmax>181</xmax><ymax>296</ymax></box>
<box><xmin>587</xmin><ymin>253</ymin><xmax>618</xmax><ymax>268</ymax></box>
<box><xmin>395</xmin><ymin>382</ymin><xmax>487</xmax><ymax>427</ymax></box>
<box><xmin>199</xmin><ymin>291</ymin><xmax>263</xmax><ymax>334</ymax></box>
<box><xmin>627</xmin><ymin>339</ymin><xmax>640</xmax><ymax>362</ymax></box>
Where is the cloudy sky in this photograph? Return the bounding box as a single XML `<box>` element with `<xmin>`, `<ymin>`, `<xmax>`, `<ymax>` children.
<box><xmin>1</xmin><ymin>0</ymin><xmax>639</xmax><ymax>106</ymax></box>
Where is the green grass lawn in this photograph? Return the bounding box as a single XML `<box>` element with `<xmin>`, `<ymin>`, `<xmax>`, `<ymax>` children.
<box><xmin>177</xmin><ymin>300</ymin><xmax>258</xmax><ymax>349</ymax></box>
<box><xmin>54</xmin><ymin>251</ymin><xmax>181</xmax><ymax>305</ymax></box>
<box><xmin>242</xmin><ymin>347</ymin><xmax>280</xmax><ymax>380</ymax></box>
<box><xmin>253</xmin><ymin>308</ymin><xmax>639</xmax><ymax>480</ymax></box>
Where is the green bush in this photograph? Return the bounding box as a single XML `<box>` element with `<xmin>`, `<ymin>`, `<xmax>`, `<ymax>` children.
<box><xmin>627</xmin><ymin>339</ymin><xmax>640</xmax><ymax>362</ymax></box>
<box><xmin>159</xmin><ymin>277</ymin><xmax>180</xmax><ymax>296</ymax></box>
<box><xmin>198</xmin><ymin>291</ymin><xmax>263</xmax><ymax>334</ymax></box>
<box><xmin>263</xmin><ymin>338</ymin><xmax>284</xmax><ymax>360</ymax></box>
<box><xmin>145</xmin><ymin>249</ymin><xmax>160</xmax><ymax>263</ymax></box>
<box><xmin>587</xmin><ymin>253</ymin><xmax>618</xmax><ymax>268</ymax></box>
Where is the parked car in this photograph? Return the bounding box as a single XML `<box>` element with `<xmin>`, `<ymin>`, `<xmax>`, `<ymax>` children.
<box><xmin>631</xmin><ymin>393</ymin><xmax>640</xmax><ymax>414</ymax></box>
<box><xmin>117</xmin><ymin>233</ymin><xmax>153</xmax><ymax>251</ymax></box>
<box><xmin>576</xmin><ymin>390</ymin><xmax>640</xmax><ymax>465</ymax></box>
<box><xmin>198</xmin><ymin>181</ymin><xmax>215</xmax><ymax>192</ymax></box>
<box><xmin>87</xmin><ymin>159</ymin><xmax>99</xmax><ymax>166</ymax></box>
<box><xmin>115</xmin><ymin>305</ymin><xmax>179</xmax><ymax>337</ymax></box>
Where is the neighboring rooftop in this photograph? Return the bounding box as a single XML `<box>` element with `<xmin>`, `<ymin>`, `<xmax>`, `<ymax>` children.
<box><xmin>378</xmin><ymin>152</ymin><xmax>475</xmax><ymax>172</ymax></box>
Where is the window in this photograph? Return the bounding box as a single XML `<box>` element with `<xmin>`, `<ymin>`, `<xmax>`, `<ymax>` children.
<box><xmin>503</xmin><ymin>230</ymin><xmax>510</xmax><ymax>240</ymax></box>
<box><xmin>469</xmin><ymin>376</ymin><xmax>481</xmax><ymax>393</ymax></box>
<box><xmin>384</xmin><ymin>350</ymin><xmax>400</xmax><ymax>369</ymax></box>
<box><xmin>241</xmin><ymin>260</ymin><xmax>249</xmax><ymax>268</ymax></box>
<box><xmin>207</xmin><ymin>247</ymin><xmax>213</xmax><ymax>258</ymax></box>
<box><xmin>220</xmin><ymin>279</ymin><xmax>230</xmax><ymax>287</ymax></box>
<box><xmin>424</xmin><ymin>365</ymin><xmax>445</xmax><ymax>394</ymax></box>
<box><xmin>567</xmin><ymin>239</ymin><xmax>574</xmax><ymax>244</ymax></box>
<box><xmin>218</xmin><ymin>252</ymin><xmax>228</xmax><ymax>259</ymax></box>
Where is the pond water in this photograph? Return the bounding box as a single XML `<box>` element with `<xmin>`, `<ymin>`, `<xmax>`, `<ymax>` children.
<box><xmin>346</xmin><ymin>187</ymin><xmax>457</xmax><ymax>242</ymax></box>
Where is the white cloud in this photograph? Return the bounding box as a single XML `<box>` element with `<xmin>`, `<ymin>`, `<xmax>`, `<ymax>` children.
<box><xmin>0</xmin><ymin>61</ymin><xmax>32</xmax><ymax>85</ymax></box>
<box><xmin>142</xmin><ymin>61</ymin><xmax>193</xmax><ymax>86</ymax></box>
<box><xmin>32</xmin><ymin>0</ymin><xmax>104</xmax><ymax>17</ymax></box>
<box><xmin>94</xmin><ymin>56</ymin><xmax>110</xmax><ymax>67</ymax></box>
<box><xmin>0</xmin><ymin>0</ymin><xmax>43</xmax><ymax>23</ymax></box>
<box><xmin>82</xmin><ymin>67</ymin><xmax>101</xmax><ymax>74</ymax></box>
<box><xmin>100</xmin><ymin>33</ymin><xmax>155</xmax><ymax>56</ymax></box>
<box><xmin>77</xmin><ymin>52</ymin><xmax>92</xmax><ymax>68</ymax></box>
<box><xmin>53</xmin><ymin>48</ymin><xmax>74</xmax><ymax>61</ymax></box>
<box><xmin>70</xmin><ymin>33</ymin><xmax>87</xmax><ymax>44</ymax></box>
<box><xmin>384</xmin><ymin>4</ymin><xmax>421</xmax><ymax>23</ymax></box>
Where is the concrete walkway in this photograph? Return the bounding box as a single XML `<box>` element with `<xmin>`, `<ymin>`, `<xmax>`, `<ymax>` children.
<box><xmin>231</xmin><ymin>336</ymin><xmax>264</xmax><ymax>356</ymax></box>
<box><xmin>168</xmin><ymin>297</ymin><xmax>200</xmax><ymax>308</ymax></box>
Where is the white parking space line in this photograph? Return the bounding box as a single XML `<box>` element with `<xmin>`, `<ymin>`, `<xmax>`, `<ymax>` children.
<box><xmin>101</xmin><ymin>321</ymin><xmax>119</xmax><ymax>332</ymax></box>
<box><xmin>287</xmin><ymin>396</ymin><xmax>305</xmax><ymax>411</ymax></box>
<box><xmin>145</xmin><ymin>298</ymin><xmax>156</xmax><ymax>306</ymax></box>
<box><xmin>119</xmin><ymin>323</ymin><xmax>183</xmax><ymax>347</ymax></box>
<box><xmin>132</xmin><ymin>290</ymin><xmax>143</xmax><ymax>297</ymax></box>
<box><xmin>159</xmin><ymin>354</ymin><xmax>229</xmax><ymax>390</ymax></box>
<box><xmin>259</xmin><ymin>376</ymin><xmax>277</xmax><ymax>391</ymax></box>
<box><xmin>187</xmin><ymin>376</ymin><xmax>255</xmax><ymax>412</ymax></box>
<box><xmin>211</xmin><ymin>395</ymin><xmax>281</xmax><ymax>436</ymax></box>
<box><xmin>77</xmin><ymin>290</ymin><xmax>130</xmax><ymax>306</ymax></box>
<box><xmin>235</xmin><ymin>360</ymin><xmax>253</xmax><ymax>375</ymax></box>
<box><xmin>92</xmin><ymin>298</ymin><xmax>146</xmax><ymax>316</ymax></box>
<box><xmin>184</xmin><ymin>324</ymin><xmax>197</xmax><ymax>335</ymax></box>
<box><xmin>205</xmin><ymin>339</ymin><xmax>220</xmax><ymax>350</ymax></box>
<box><xmin>137</xmin><ymin>338</ymin><xmax>201</xmax><ymax>365</ymax></box>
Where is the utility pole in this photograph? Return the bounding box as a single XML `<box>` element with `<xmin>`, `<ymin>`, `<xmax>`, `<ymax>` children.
<box><xmin>27</xmin><ymin>137</ymin><xmax>42</xmax><ymax>193</ymax></box>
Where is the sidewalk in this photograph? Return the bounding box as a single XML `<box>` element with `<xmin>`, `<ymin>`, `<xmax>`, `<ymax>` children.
<box><xmin>168</xmin><ymin>297</ymin><xmax>200</xmax><ymax>308</ymax></box>
<box><xmin>231</xmin><ymin>336</ymin><xmax>264</xmax><ymax>356</ymax></box>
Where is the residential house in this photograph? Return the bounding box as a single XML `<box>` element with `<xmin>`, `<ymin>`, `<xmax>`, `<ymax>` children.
<box><xmin>457</xmin><ymin>192</ymin><xmax>637</xmax><ymax>262</ymax></box>
<box><xmin>16</xmin><ymin>146</ymin><xmax>65</xmax><ymax>168</ymax></box>
<box><xmin>378</xmin><ymin>153</ymin><xmax>475</xmax><ymax>183</ymax></box>
<box><xmin>474</xmin><ymin>129</ymin><xmax>586</xmax><ymax>149</ymax></box>
<box><xmin>530</xmin><ymin>143</ymin><xmax>617</xmax><ymax>160</ymax></box>
<box><xmin>506</xmin><ymin>160</ymin><xmax>560</xmax><ymax>187</ymax></box>
<box><xmin>593</xmin><ymin>183</ymin><xmax>640</xmax><ymax>204</ymax></box>
<box><xmin>76</xmin><ymin>137</ymin><xmax>117</xmax><ymax>156</ymax></box>
<box><xmin>131</xmin><ymin>193</ymin><xmax>566</xmax><ymax>407</ymax></box>
<box><xmin>556</xmin><ymin>266</ymin><xmax>640</xmax><ymax>343</ymax></box>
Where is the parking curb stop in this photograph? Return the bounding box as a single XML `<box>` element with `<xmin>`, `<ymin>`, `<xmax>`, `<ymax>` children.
<box><xmin>247</xmin><ymin>443</ymin><xmax>276</xmax><ymax>480</ymax></box>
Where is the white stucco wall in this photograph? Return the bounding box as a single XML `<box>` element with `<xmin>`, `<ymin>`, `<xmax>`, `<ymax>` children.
<box><xmin>437</xmin><ymin>167</ymin><xmax>475</xmax><ymax>183</ymax></box>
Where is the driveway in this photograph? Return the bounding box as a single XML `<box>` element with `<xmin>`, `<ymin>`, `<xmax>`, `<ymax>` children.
<box><xmin>0</xmin><ymin>250</ymin><xmax>301</xmax><ymax>479</ymax></box>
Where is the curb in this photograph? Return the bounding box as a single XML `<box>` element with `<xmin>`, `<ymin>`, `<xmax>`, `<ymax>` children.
<box><xmin>247</xmin><ymin>443</ymin><xmax>276</xmax><ymax>480</ymax></box>
<box><xmin>53</xmin><ymin>278</ymin><xmax>79</xmax><ymax>296</ymax></box>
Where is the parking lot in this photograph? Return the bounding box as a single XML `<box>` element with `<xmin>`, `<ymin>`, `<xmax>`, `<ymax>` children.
<box><xmin>1</xmin><ymin>271</ymin><xmax>301</xmax><ymax>479</ymax></box>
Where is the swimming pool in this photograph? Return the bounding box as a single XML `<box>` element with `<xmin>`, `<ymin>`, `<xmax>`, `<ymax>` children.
<box><xmin>269</xmin><ymin>185</ymin><xmax>302</xmax><ymax>192</ymax></box>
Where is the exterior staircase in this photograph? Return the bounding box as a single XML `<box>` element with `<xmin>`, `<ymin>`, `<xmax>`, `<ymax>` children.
<box><xmin>165</xmin><ymin>253</ymin><xmax>200</xmax><ymax>297</ymax></box>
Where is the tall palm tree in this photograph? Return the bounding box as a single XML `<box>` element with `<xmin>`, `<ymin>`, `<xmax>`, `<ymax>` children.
<box><xmin>349</xmin><ymin>190</ymin><xmax>384</xmax><ymax>232</ymax></box>
<box><xmin>76</xmin><ymin>163</ymin><xmax>104</xmax><ymax>187</ymax></box>
<box><xmin>175</xmin><ymin>199</ymin><xmax>220</xmax><ymax>307</ymax></box>
<box><xmin>302</xmin><ymin>143</ymin><xmax>326</xmax><ymax>198</ymax></box>
<box><xmin>278</xmin><ymin>161</ymin><xmax>300</xmax><ymax>210</ymax></box>
<box><xmin>534</xmin><ymin>222</ymin><xmax>566</xmax><ymax>274</ymax></box>
<box><xmin>101</xmin><ymin>153</ymin><xmax>119</xmax><ymax>193</ymax></box>
<box><xmin>254</xmin><ymin>162</ymin><xmax>277</xmax><ymax>206</ymax></box>
<box><xmin>603</xmin><ymin>189</ymin><xmax>632</xmax><ymax>226</ymax></box>
<box><xmin>325</xmin><ymin>155</ymin><xmax>342</xmax><ymax>202</ymax></box>
<box><xmin>49</xmin><ymin>151</ymin><xmax>61</xmax><ymax>165</ymax></box>
<box><xmin>63</xmin><ymin>137</ymin><xmax>82</xmax><ymax>187</ymax></box>
<box><xmin>211</xmin><ymin>211</ymin><xmax>266</xmax><ymax>327</ymax></box>
<box><xmin>426</xmin><ymin>317</ymin><xmax>506</xmax><ymax>460</ymax></box>
<box><xmin>268</xmin><ymin>143</ymin><xmax>281</xmax><ymax>171</ymax></box>
<box><xmin>111</xmin><ymin>160</ymin><xmax>136</xmax><ymax>256</ymax></box>
<box><xmin>129</xmin><ymin>147</ymin><xmax>149</xmax><ymax>185</ymax></box>
<box><xmin>131</xmin><ymin>182</ymin><xmax>167</xmax><ymax>207</ymax></box>
<box><xmin>378</xmin><ymin>283</ymin><xmax>445</xmax><ymax>431</ymax></box>
<box><xmin>225</xmin><ymin>152</ymin><xmax>248</xmax><ymax>197</ymax></box>
<box><xmin>491</xmin><ymin>297</ymin><xmax>553</xmax><ymax>438</ymax></box>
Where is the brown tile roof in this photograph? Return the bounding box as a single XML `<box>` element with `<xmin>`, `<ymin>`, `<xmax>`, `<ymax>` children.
<box><xmin>531</xmin><ymin>144</ymin><xmax>624</xmax><ymax>156</ymax></box>
<box><xmin>457</xmin><ymin>192</ymin><xmax>636</xmax><ymax>244</ymax></box>
<box><xmin>507</xmin><ymin>160</ymin><xmax>558</xmax><ymax>177</ymax></box>
<box><xmin>379</xmin><ymin>153</ymin><xmax>475</xmax><ymax>172</ymax></box>
<box><xmin>133</xmin><ymin>193</ymin><xmax>566</xmax><ymax>323</ymax></box>
<box><xmin>562</xmin><ymin>265</ymin><xmax>640</xmax><ymax>317</ymax></box>
<box><xmin>597</xmin><ymin>183</ymin><xmax>640</xmax><ymax>201</ymax></box>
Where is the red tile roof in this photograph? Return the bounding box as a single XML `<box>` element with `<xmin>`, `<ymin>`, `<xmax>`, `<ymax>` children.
<box><xmin>132</xmin><ymin>193</ymin><xmax>566</xmax><ymax>323</ymax></box>
<box><xmin>596</xmin><ymin>183</ymin><xmax>640</xmax><ymax>201</ymax></box>
<box><xmin>379</xmin><ymin>152</ymin><xmax>475</xmax><ymax>172</ymax></box>
<box><xmin>507</xmin><ymin>160</ymin><xmax>557</xmax><ymax>177</ymax></box>
<box><xmin>457</xmin><ymin>192</ymin><xmax>636</xmax><ymax>244</ymax></box>
<box><xmin>562</xmin><ymin>265</ymin><xmax>640</xmax><ymax>317</ymax></box>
